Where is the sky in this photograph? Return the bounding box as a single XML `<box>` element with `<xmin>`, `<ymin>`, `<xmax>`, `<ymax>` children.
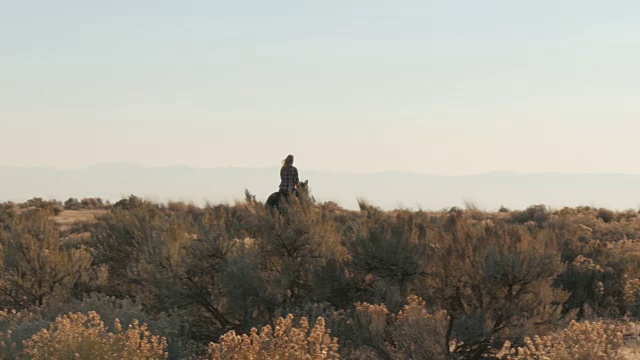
<box><xmin>2</xmin><ymin>0</ymin><xmax>640</xmax><ymax>175</ymax></box>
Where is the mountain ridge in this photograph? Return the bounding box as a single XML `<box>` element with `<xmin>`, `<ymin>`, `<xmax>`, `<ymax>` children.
<box><xmin>2</xmin><ymin>162</ymin><xmax>640</xmax><ymax>211</ymax></box>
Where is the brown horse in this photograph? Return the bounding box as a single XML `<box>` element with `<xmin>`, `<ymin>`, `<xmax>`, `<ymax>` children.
<box><xmin>266</xmin><ymin>180</ymin><xmax>309</xmax><ymax>210</ymax></box>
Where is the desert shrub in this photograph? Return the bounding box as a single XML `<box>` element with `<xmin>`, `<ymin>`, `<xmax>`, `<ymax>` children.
<box><xmin>553</xmin><ymin>237</ymin><xmax>640</xmax><ymax>319</ymax></box>
<box><xmin>511</xmin><ymin>204</ymin><xmax>551</xmax><ymax>227</ymax></box>
<box><xmin>340</xmin><ymin>295</ymin><xmax>449</xmax><ymax>359</ymax></box>
<box><xmin>1</xmin><ymin>294</ymin><xmax>187</xmax><ymax>360</ymax></box>
<box><xmin>90</xmin><ymin>199</ymin><xmax>258</xmax><ymax>347</ymax></box>
<box><xmin>557</xmin><ymin>255</ymin><xmax>612</xmax><ymax>318</ymax></box>
<box><xmin>349</xmin><ymin>302</ymin><xmax>388</xmax><ymax>358</ymax></box>
<box><xmin>80</xmin><ymin>197</ymin><xmax>106</xmax><ymax>209</ymax></box>
<box><xmin>0</xmin><ymin>309</ymin><xmax>49</xmax><ymax>359</ymax></box>
<box><xmin>0</xmin><ymin>202</ymin><xmax>18</xmax><ymax>225</ymax></box>
<box><xmin>5</xmin><ymin>195</ymin><xmax>640</xmax><ymax>359</ymax></box>
<box><xmin>41</xmin><ymin>292</ymin><xmax>184</xmax><ymax>342</ymax></box>
<box><xmin>388</xmin><ymin>295</ymin><xmax>450</xmax><ymax>359</ymax></box>
<box><xmin>348</xmin><ymin>210</ymin><xmax>430</xmax><ymax>309</ymax></box>
<box><xmin>167</xmin><ymin>201</ymin><xmax>202</xmax><ymax>219</ymax></box>
<box><xmin>0</xmin><ymin>209</ymin><xmax>93</xmax><ymax>308</ymax></box>
<box><xmin>421</xmin><ymin>220</ymin><xmax>569</xmax><ymax>358</ymax></box>
<box><xmin>90</xmin><ymin>201</ymin><xmax>195</xmax><ymax>310</ymax></box>
<box><xmin>22</xmin><ymin>311</ymin><xmax>168</xmax><ymax>360</ymax></box>
<box><xmin>19</xmin><ymin>198</ymin><xmax>61</xmax><ymax>212</ymax></box>
<box><xmin>113</xmin><ymin>195</ymin><xmax>147</xmax><ymax>211</ymax></box>
<box><xmin>1</xmin><ymin>296</ymin><xmax>181</xmax><ymax>360</ymax></box>
<box><xmin>180</xmin><ymin>219</ymin><xmax>240</xmax><ymax>337</ymax></box>
<box><xmin>597</xmin><ymin>208</ymin><xmax>616</xmax><ymax>223</ymax></box>
<box><xmin>552</xmin><ymin>206</ymin><xmax>640</xmax><ymax>243</ymax></box>
<box><xmin>207</xmin><ymin>314</ymin><xmax>340</xmax><ymax>359</ymax></box>
<box><xmin>233</xmin><ymin>199</ymin><xmax>348</xmax><ymax>321</ymax></box>
<box><xmin>63</xmin><ymin>197</ymin><xmax>106</xmax><ymax>210</ymax></box>
<box><xmin>220</xmin><ymin>244</ymin><xmax>278</xmax><ymax>330</ymax></box>
<box><xmin>624</xmin><ymin>277</ymin><xmax>640</xmax><ymax>317</ymax></box>
<box><xmin>498</xmin><ymin>320</ymin><xmax>625</xmax><ymax>359</ymax></box>
<box><xmin>63</xmin><ymin>197</ymin><xmax>81</xmax><ymax>210</ymax></box>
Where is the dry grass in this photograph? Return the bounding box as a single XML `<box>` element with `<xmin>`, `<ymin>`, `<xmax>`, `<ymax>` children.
<box><xmin>614</xmin><ymin>239</ymin><xmax>640</xmax><ymax>257</ymax></box>
<box><xmin>53</xmin><ymin>210</ymin><xmax>107</xmax><ymax>230</ymax></box>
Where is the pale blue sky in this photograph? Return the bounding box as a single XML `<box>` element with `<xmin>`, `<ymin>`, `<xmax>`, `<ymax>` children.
<box><xmin>2</xmin><ymin>0</ymin><xmax>639</xmax><ymax>175</ymax></box>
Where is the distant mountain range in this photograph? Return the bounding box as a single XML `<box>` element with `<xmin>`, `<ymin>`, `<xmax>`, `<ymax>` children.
<box><xmin>2</xmin><ymin>162</ymin><xmax>640</xmax><ymax>211</ymax></box>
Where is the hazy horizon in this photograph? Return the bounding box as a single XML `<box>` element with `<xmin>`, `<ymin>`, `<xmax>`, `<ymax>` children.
<box><xmin>5</xmin><ymin>161</ymin><xmax>640</xmax><ymax>177</ymax></box>
<box><xmin>4</xmin><ymin>162</ymin><xmax>640</xmax><ymax>212</ymax></box>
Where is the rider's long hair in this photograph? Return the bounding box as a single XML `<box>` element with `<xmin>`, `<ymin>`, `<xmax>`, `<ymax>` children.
<box><xmin>282</xmin><ymin>154</ymin><xmax>294</xmax><ymax>167</ymax></box>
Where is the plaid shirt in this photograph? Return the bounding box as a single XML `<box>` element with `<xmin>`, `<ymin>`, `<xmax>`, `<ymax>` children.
<box><xmin>279</xmin><ymin>165</ymin><xmax>299</xmax><ymax>193</ymax></box>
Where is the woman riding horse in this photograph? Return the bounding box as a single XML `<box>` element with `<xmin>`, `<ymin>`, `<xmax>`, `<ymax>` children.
<box><xmin>266</xmin><ymin>154</ymin><xmax>302</xmax><ymax>209</ymax></box>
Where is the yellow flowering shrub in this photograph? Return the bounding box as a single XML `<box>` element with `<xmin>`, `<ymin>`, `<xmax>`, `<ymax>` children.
<box><xmin>348</xmin><ymin>296</ymin><xmax>449</xmax><ymax>359</ymax></box>
<box><xmin>22</xmin><ymin>311</ymin><xmax>167</xmax><ymax>360</ymax></box>
<box><xmin>389</xmin><ymin>295</ymin><xmax>450</xmax><ymax>359</ymax></box>
<box><xmin>499</xmin><ymin>320</ymin><xmax>625</xmax><ymax>359</ymax></box>
<box><xmin>207</xmin><ymin>314</ymin><xmax>340</xmax><ymax>359</ymax></box>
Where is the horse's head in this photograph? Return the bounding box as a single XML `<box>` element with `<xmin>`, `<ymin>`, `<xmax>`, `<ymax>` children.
<box><xmin>297</xmin><ymin>180</ymin><xmax>309</xmax><ymax>194</ymax></box>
